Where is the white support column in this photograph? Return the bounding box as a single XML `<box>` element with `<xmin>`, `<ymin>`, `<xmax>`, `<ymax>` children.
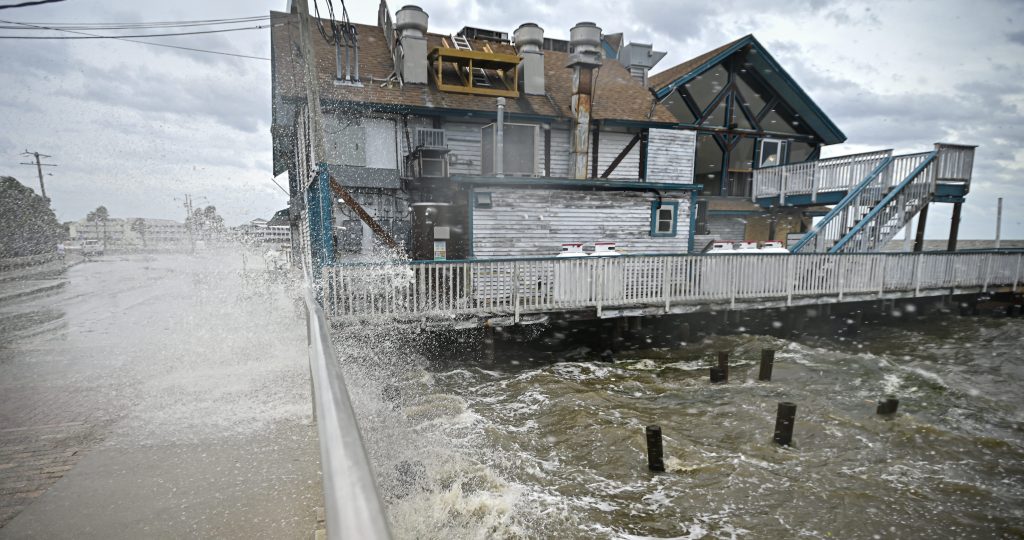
<box><xmin>913</xmin><ymin>253</ymin><xmax>923</xmax><ymax>297</ymax></box>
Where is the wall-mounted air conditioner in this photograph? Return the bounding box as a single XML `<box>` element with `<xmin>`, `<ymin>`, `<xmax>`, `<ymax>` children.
<box><xmin>481</xmin><ymin>123</ymin><xmax>538</xmax><ymax>176</ymax></box>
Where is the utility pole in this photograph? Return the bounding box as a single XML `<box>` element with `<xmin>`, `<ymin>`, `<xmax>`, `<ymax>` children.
<box><xmin>183</xmin><ymin>194</ymin><xmax>196</xmax><ymax>254</ymax></box>
<box><xmin>19</xmin><ymin>150</ymin><xmax>57</xmax><ymax>200</ymax></box>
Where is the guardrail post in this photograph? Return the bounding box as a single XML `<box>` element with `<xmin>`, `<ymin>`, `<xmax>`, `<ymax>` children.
<box><xmin>596</xmin><ymin>258</ymin><xmax>604</xmax><ymax>318</ymax></box>
<box><xmin>837</xmin><ymin>255</ymin><xmax>845</xmax><ymax>301</ymax></box>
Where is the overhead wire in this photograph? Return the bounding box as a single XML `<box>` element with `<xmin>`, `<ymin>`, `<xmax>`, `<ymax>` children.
<box><xmin>0</xmin><ymin>24</ymin><xmax>274</xmax><ymax>39</ymax></box>
<box><xmin>0</xmin><ymin>15</ymin><xmax>270</xmax><ymax>30</ymax></box>
<box><xmin>0</xmin><ymin>18</ymin><xmax>273</xmax><ymax>60</ymax></box>
<box><xmin>0</xmin><ymin>0</ymin><xmax>66</xmax><ymax>10</ymax></box>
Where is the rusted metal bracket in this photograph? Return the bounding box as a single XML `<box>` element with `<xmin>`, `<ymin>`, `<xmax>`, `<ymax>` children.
<box><xmin>327</xmin><ymin>176</ymin><xmax>400</xmax><ymax>250</ymax></box>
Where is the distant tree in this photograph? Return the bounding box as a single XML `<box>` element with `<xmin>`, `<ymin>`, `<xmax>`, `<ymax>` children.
<box><xmin>130</xmin><ymin>218</ymin><xmax>148</xmax><ymax>247</ymax></box>
<box><xmin>187</xmin><ymin>205</ymin><xmax>226</xmax><ymax>240</ymax></box>
<box><xmin>0</xmin><ymin>176</ymin><xmax>63</xmax><ymax>257</ymax></box>
<box><xmin>86</xmin><ymin>205</ymin><xmax>111</xmax><ymax>249</ymax></box>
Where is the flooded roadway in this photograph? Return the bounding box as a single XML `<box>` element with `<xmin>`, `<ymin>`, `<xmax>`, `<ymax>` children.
<box><xmin>339</xmin><ymin>311</ymin><xmax>1024</xmax><ymax>539</ymax></box>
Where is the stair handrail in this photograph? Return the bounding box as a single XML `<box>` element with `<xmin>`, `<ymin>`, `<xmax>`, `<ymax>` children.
<box><xmin>830</xmin><ymin>150</ymin><xmax>939</xmax><ymax>253</ymax></box>
<box><xmin>789</xmin><ymin>154</ymin><xmax>894</xmax><ymax>253</ymax></box>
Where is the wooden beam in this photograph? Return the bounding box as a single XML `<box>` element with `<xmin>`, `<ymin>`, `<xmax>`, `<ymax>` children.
<box><xmin>600</xmin><ymin>132</ymin><xmax>641</xmax><ymax>178</ymax></box>
<box><xmin>591</xmin><ymin>127</ymin><xmax>600</xmax><ymax>179</ymax></box>
<box><xmin>328</xmin><ymin>176</ymin><xmax>399</xmax><ymax>250</ymax></box>
<box><xmin>947</xmin><ymin>202</ymin><xmax>962</xmax><ymax>251</ymax></box>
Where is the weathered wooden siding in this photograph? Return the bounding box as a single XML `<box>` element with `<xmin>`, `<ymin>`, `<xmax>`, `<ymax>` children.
<box><xmin>595</xmin><ymin>129</ymin><xmax>641</xmax><ymax>179</ymax></box>
<box><xmin>471</xmin><ymin>188</ymin><xmax>692</xmax><ymax>258</ymax></box>
<box><xmin>444</xmin><ymin>120</ymin><xmax>483</xmax><ymax>176</ymax></box>
<box><xmin>549</xmin><ymin>128</ymin><xmax>571</xmax><ymax>177</ymax></box>
<box><xmin>646</xmin><ymin>128</ymin><xmax>696</xmax><ymax>183</ymax></box>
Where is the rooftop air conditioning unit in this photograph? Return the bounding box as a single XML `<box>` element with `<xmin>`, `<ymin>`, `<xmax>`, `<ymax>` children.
<box><xmin>481</xmin><ymin>123</ymin><xmax>538</xmax><ymax>176</ymax></box>
<box><xmin>407</xmin><ymin>128</ymin><xmax>449</xmax><ymax>178</ymax></box>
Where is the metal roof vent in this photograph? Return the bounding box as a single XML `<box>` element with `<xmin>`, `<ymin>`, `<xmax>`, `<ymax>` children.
<box><xmin>395</xmin><ymin>5</ymin><xmax>428</xmax><ymax>84</ymax></box>
<box><xmin>568</xmin><ymin>22</ymin><xmax>602</xmax><ymax>67</ymax></box>
<box><xmin>514</xmin><ymin>23</ymin><xmax>545</xmax><ymax>95</ymax></box>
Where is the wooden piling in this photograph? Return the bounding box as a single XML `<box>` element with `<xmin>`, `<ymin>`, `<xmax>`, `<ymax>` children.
<box><xmin>773</xmin><ymin>402</ymin><xmax>796</xmax><ymax>446</ymax></box>
<box><xmin>646</xmin><ymin>425</ymin><xmax>665</xmax><ymax>472</ymax></box>
<box><xmin>758</xmin><ymin>349</ymin><xmax>775</xmax><ymax>381</ymax></box>
<box><xmin>876</xmin><ymin>397</ymin><xmax>899</xmax><ymax>415</ymax></box>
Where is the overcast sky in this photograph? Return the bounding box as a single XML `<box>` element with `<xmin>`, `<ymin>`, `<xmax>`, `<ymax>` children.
<box><xmin>1</xmin><ymin>0</ymin><xmax>1021</xmax><ymax>238</ymax></box>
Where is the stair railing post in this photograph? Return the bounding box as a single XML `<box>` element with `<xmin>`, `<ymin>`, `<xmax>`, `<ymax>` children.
<box><xmin>786</xmin><ymin>255</ymin><xmax>795</xmax><ymax>306</ymax></box>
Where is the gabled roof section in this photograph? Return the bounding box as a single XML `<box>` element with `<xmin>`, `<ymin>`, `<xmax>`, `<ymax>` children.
<box><xmin>270</xmin><ymin>11</ymin><xmax>676</xmax><ymax>124</ymax></box>
<box><xmin>648</xmin><ymin>35</ymin><xmax>846</xmax><ymax>145</ymax></box>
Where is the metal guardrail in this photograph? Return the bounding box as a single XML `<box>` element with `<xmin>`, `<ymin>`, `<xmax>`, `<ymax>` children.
<box><xmin>303</xmin><ymin>290</ymin><xmax>392</xmax><ymax>540</ymax></box>
<box><xmin>321</xmin><ymin>252</ymin><xmax>1024</xmax><ymax>321</ymax></box>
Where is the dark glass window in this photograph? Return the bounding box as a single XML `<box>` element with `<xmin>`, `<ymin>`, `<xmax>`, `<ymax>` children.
<box><xmin>703</xmin><ymin>99</ymin><xmax>728</xmax><ymax>127</ymax></box>
<box><xmin>695</xmin><ymin>134</ymin><xmax>723</xmax><ymax>195</ymax></box>
<box><xmin>684</xmin><ymin>62</ymin><xmax>727</xmax><ymax>111</ymax></box>
<box><xmin>789</xmin><ymin>142</ymin><xmax>816</xmax><ymax>162</ymax></box>
<box><xmin>735</xmin><ymin>74</ymin><xmax>768</xmax><ymax>118</ymax></box>
<box><xmin>663</xmin><ymin>89</ymin><xmax>695</xmax><ymax>123</ymax></box>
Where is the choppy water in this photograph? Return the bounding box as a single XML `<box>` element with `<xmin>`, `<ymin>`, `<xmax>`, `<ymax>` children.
<box><xmin>337</xmin><ymin>312</ymin><xmax>1024</xmax><ymax>539</ymax></box>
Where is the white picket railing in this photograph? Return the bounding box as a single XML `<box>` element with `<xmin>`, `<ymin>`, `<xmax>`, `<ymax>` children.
<box><xmin>752</xmin><ymin>149</ymin><xmax>893</xmax><ymax>204</ymax></box>
<box><xmin>321</xmin><ymin>252</ymin><xmax>1023</xmax><ymax>321</ymax></box>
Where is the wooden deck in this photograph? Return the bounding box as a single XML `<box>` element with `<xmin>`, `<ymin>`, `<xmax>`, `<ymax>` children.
<box><xmin>320</xmin><ymin>251</ymin><xmax>1023</xmax><ymax>327</ymax></box>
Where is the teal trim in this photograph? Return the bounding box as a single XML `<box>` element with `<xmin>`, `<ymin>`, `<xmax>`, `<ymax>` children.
<box><xmin>790</xmin><ymin>156</ymin><xmax>893</xmax><ymax>253</ymax></box>
<box><xmin>829</xmin><ymin>152</ymin><xmax>937</xmax><ymax>253</ymax></box>
<box><xmin>307</xmin><ymin>162</ymin><xmax>336</xmax><ymax>282</ymax></box>
<box><xmin>653</xmin><ymin>35</ymin><xmax>845</xmax><ymax>145</ymax></box>
<box><xmin>452</xmin><ymin>175</ymin><xmax>702</xmax><ymax>192</ymax></box>
<box><xmin>756</xmin><ymin>191</ymin><xmax>847</xmax><ymax>207</ymax></box>
<box><xmin>688</xmin><ymin>194</ymin><xmax>698</xmax><ymax>252</ymax></box>
<box><xmin>650</xmin><ymin>200</ymin><xmax>680</xmax><ymax>237</ymax></box>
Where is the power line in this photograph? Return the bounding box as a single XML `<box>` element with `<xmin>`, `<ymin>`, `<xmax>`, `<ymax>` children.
<box><xmin>0</xmin><ymin>15</ymin><xmax>269</xmax><ymax>30</ymax></box>
<box><xmin>0</xmin><ymin>18</ymin><xmax>272</xmax><ymax>60</ymax></box>
<box><xmin>0</xmin><ymin>0</ymin><xmax>65</xmax><ymax>10</ymax></box>
<box><xmin>0</xmin><ymin>23</ymin><xmax>275</xmax><ymax>39</ymax></box>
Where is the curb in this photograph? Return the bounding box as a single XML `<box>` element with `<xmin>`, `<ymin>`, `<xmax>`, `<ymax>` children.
<box><xmin>0</xmin><ymin>280</ymin><xmax>67</xmax><ymax>304</ymax></box>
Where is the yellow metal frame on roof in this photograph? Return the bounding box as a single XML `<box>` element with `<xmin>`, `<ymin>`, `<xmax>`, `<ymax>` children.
<box><xmin>428</xmin><ymin>47</ymin><xmax>520</xmax><ymax>98</ymax></box>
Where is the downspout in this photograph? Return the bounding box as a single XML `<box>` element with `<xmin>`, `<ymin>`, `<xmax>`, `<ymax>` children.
<box><xmin>496</xmin><ymin>97</ymin><xmax>505</xmax><ymax>177</ymax></box>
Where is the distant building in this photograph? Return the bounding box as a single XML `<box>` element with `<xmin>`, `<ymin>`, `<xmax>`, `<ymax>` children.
<box><xmin>238</xmin><ymin>211</ymin><xmax>292</xmax><ymax>244</ymax></box>
<box><xmin>68</xmin><ymin>217</ymin><xmax>188</xmax><ymax>249</ymax></box>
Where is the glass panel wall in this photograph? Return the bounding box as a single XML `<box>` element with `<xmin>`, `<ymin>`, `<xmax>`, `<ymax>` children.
<box><xmin>695</xmin><ymin>134</ymin><xmax>723</xmax><ymax>195</ymax></box>
<box><xmin>684</xmin><ymin>62</ymin><xmax>727</xmax><ymax>111</ymax></box>
<box><xmin>662</xmin><ymin>89</ymin><xmax>695</xmax><ymax>123</ymax></box>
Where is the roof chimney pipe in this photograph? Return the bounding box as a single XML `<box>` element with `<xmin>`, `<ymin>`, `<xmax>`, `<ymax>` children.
<box><xmin>395</xmin><ymin>5</ymin><xmax>428</xmax><ymax>84</ymax></box>
<box><xmin>514</xmin><ymin>23</ymin><xmax>545</xmax><ymax>95</ymax></box>
<box><xmin>567</xmin><ymin>22</ymin><xmax>602</xmax><ymax>179</ymax></box>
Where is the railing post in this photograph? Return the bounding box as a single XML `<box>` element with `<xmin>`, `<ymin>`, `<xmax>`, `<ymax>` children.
<box><xmin>1015</xmin><ymin>253</ymin><xmax>1022</xmax><ymax>293</ymax></box>
<box><xmin>913</xmin><ymin>253</ymin><xmax>923</xmax><ymax>297</ymax></box>
<box><xmin>780</xmin><ymin>170</ymin><xmax>787</xmax><ymax>206</ymax></box>
<box><xmin>810</xmin><ymin>164</ymin><xmax>818</xmax><ymax>204</ymax></box>
<box><xmin>837</xmin><ymin>255</ymin><xmax>845</xmax><ymax>301</ymax></box>
<box><xmin>983</xmin><ymin>252</ymin><xmax>992</xmax><ymax>293</ymax></box>
<box><xmin>512</xmin><ymin>261</ymin><xmax>521</xmax><ymax>324</ymax></box>
<box><xmin>596</xmin><ymin>258</ymin><xmax>604</xmax><ymax>318</ymax></box>
<box><xmin>786</xmin><ymin>256</ymin><xmax>794</xmax><ymax>306</ymax></box>
<box><xmin>662</xmin><ymin>257</ymin><xmax>671</xmax><ymax>313</ymax></box>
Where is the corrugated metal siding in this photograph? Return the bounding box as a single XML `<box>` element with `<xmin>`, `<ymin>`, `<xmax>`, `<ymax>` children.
<box><xmin>595</xmin><ymin>130</ymin><xmax>641</xmax><ymax>179</ymax></box>
<box><xmin>471</xmin><ymin>188</ymin><xmax>692</xmax><ymax>258</ymax></box>
<box><xmin>708</xmin><ymin>214</ymin><xmax>747</xmax><ymax>241</ymax></box>
<box><xmin>646</xmin><ymin>128</ymin><xmax>696</xmax><ymax>183</ymax></box>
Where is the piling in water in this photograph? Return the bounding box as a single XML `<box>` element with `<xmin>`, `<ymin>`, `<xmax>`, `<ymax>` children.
<box><xmin>759</xmin><ymin>349</ymin><xmax>775</xmax><ymax>381</ymax></box>
<box><xmin>717</xmin><ymin>351</ymin><xmax>729</xmax><ymax>381</ymax></box>
<box><xmin>646</xmin><ymin>425</ymin><xmax>665</xmax><ymax>472</ymax></box>
<box><xmin>773</xmin><ymin>402</ymin><xmax>797</xmax><ymax>446</ymax></box>
<box><xmin>709</xmin><ymin>366</ymin><xmax>727</xmax><ymax>383</ymax></box>
<box><xmin>876</xmin><ymin>396</ymin><xmax>899</xmax><ymax>415</ymax></box>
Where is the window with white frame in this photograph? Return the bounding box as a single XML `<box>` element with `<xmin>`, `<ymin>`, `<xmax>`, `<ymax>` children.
<box><xmin>650</xmin><ymin>201</ymin><xmax>679</xmax><ymax>237</ymax></box>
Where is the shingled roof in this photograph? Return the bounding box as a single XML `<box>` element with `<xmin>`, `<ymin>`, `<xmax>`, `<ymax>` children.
<box><xmin>270</xmin><ymin>11</ymin><xmax>676</xmax><ymax>124</ymax></box>
<box><xmin>648</xmin><ymin>36</ymin><xmax>746</xmax><ymax>90</ymax></box>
